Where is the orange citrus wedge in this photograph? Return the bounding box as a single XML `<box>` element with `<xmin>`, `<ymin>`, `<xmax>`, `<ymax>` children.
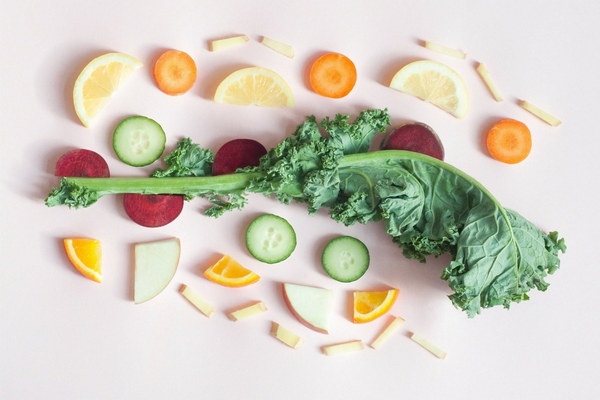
<box><xmin>353</xmin><ymin>289</ymin><xmax>399</xmax><ymax>323</ymax></box>
<box><xmin>63</xmin><ymin>238</ymin><xmax>102</xmax><ymax>282</ymax></box>
<box><xmin>203</xmin><ymin>255</ymin><xmax>260</xmax><ymax>287</ymax></box>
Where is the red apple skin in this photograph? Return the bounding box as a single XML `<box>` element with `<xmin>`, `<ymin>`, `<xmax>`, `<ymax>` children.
<box><xmin>281</xmin><ymin>283</ymin><xmax>329</xmax><ymax>334</ymax></box>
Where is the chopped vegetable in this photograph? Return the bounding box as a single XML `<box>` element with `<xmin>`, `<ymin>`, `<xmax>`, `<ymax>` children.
<box><xmin>410</xmin><ymin>332</ymin><xmax>447</xmax><ymax>359</ymax></box>
<box><xmin>227</xmin><ymin>301</ymin><xmax>267</xmax><ymax>321</ymax></box>
<box><xmin>212</xmin><ymin>139</ymin><xmax>267</xmax><ymax>175</ymax></box>
<box><xmin>321</xmin><ymin>340</ymin><xmax>364</xmax><ymax>356</ymax></box>
<box><xmin>381</xmin><ymin>122</ymin><xmax>444</xmax><ymax>160</ymax></box>
<box><xmin>122</xmin><ymin>193</ymin><xmax>184</xmax><ymax>227</ymax></box>
<box><xmin>309</xmin><ymin>52</ymin><xmax>357</xmax><ymax>98</ymax></box>
<box><xmin>423</xmin><ymin>40</ymin><xmax>467</xmax><ymax>59</ymax></box>
<box><xmin>270</xmin><ymin>321</ymin><xmax>303</xmax><ymax>349</ymax></box>
<box><xmin>179</xmin><ymin>284</ymin><xmax>215</xmax><ymax>317</ymax></box>
<box><xmin>486</xmin><ymin>119</ymin><xmax>532</xmax><ymax>164</ymax></box>
<box><xmin>209</xmin><ymin>35</ymin><xmax>250</xmax><ymax>51</ymax></box>
<box><xmin>518</xmin><ymin>100</ymin><xmax>562</xmax><ymax>126</ymax></box>
<box><xmin>55</xmin><ymin>149</ymin><xmax>110</xmax><ymax>177</ymax></box>
<box><xmin>260</xmin><ymin>36</ymin><xmax>295</xmax><ymax>58</ymax></box>
<box><xmin>475</xmin><ymin>62</ymin><xmax>503</xmax><ymax>102</ymax></box>
<box><xmin>369</xmin><ymin>315</ymin><xmax>405</xmax><ymax>349</ymax></box>
<box><xmin>153</xmin><ymin>49</ymin><xmax>197</xmax><ymax>95</ymax></box>
<box><xmin>321</xmin><ymin>236</ymin><xmax>369</xmax><ymax>282</ymax></box>
<box><xmin>45</xmin><ymin>109</ymin><xmax>566</xmax><ymax>317</ymax></box>
<box><xmin>113</xmin><ymin>116</ymin><xmax>166</xmax><ymax>167</ymax></box>
<box><xmin>246</xmin><ymin>214</ymin><xmax>296</xmax><ymax>264</ymax></box>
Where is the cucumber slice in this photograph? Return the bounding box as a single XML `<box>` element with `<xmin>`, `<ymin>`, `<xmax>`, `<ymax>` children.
<box><xmin>113</xmin><ymin>116</ymin><xmax>166</xmax><ymax>166</ymax></box>
<box><xmin>321</xmin><ymin>236</ymin><xmax>369</xmax><ymax>282</ymax></box>
<box><xmin>246</xmin><ymin>214</ymin><xmax>296</xmax><ymax>263</ymax></box>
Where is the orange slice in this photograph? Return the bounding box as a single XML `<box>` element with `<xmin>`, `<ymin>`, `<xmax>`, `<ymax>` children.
<box><xmin>63</xmin><ymin>238</ymin><xmax>102</xmax><ymax>282</ymax></box>
<box><xmin>353</xmin><ymin>288</ymin><xmax>399</xmax><ymax>323</ymax></box>
<box><xmin>203</xmin><ymin>255</ymin><xmax>260</xmax><ymax>287</ymax></box>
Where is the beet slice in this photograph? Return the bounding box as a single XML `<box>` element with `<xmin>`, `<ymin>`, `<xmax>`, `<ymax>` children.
<box><xmin>212</xmin><ymin>139</ymin><xmax>267</xmax><ymax>175</ymax></box>
<box><xmin>55</xmin><ymin>149</ymin><xmax>110</xmax><ymax>177</ymax></box>
<box><xmin>123</xmin><ymin>193</ymin><xmax>184</xmax><ymax>227</ymax></box>
<box><xmin>381</xmin><ymin>122</ymin><xmax>445</xmax><ymax>161</ymax></box>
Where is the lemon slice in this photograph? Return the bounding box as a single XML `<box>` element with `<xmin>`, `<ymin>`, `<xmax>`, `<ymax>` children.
<box><xmin>73</xmin><ymin>52</ymin><xmax>142</xmax><ymax>127</ymax></box>
<box><xmin>214</xmin><ymin>67</ymin><xmax>294</xmax><ymax>107</ymax></box>
<box><xmin>390</xmin><ymin>60</ymin><xmax>468</xmax><ymax>118</ymax></box>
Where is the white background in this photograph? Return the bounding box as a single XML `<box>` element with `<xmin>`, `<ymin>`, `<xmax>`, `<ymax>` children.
<box><xmin>2</xmin><ymin>1</ymin><xmax>599</xmax><ymax>399</ymax></box>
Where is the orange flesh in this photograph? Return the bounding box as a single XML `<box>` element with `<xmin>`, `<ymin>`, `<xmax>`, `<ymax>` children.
<box><xmin>309</xmin><ymin>53</ymin><xmax>357</xmax><ymax>98</ymax></box>
<box><xmin>486</xmin><ymin>119</ymin><xmax>532</xmax><ymax>164</ymax></box>
<box><xmin>154</xmin><ymin>50</ymin><xmax>197</xmax><ymax>95</ymax></box>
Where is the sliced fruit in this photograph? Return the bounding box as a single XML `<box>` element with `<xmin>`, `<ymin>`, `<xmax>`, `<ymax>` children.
<box><xmin>353</xmin><ymin>288</ymin><xmax>399</xmax><ymax>323</ymax></box>
<box><xmin>246</xmin><ymin>214</ymin><xmax>296</xmax><ymax>264</ymax></box>
<box><xmin>389</xmin><ymin>60</ymin><xmax>468</xmax><ymax>118</ymax></box>
<box><xmin>179</xmin><ymin>284</ymin><xmax>214</xmax><ymax>317</ymax></box>
<box><xmin>321</xmin><ymin>340</ymin><xmax>364</xmax><ymax>356</ymax></box>
<box><xmin>122</xmin><ymin>193</ymin><xmax>184</xmax><ymax>228</ymax></box>
<box><xmin>271</xmin><ymin>321</ymin><xmax>303</xmax><ymax>349</ymax></box>
<box><xmin>113</xmin><ymin>116</ymin><xmax>166</xmax><ymax>167</ymax></box>
<box><xmin>321</xmin><ymin>236</ymin><xmax>369</xmax><ymax>282</ymax></box>
<box><xmin>153</xmin><ymin>49</ymin><xmax>197</xmax><ymax>95</ymax></box>
<box><xmin>475</xmin><ymin>62</ymin><xmax>503</xmax><ymax>102</ymax></box>
<box><xmin>381</xmin><ymin>122</ymin><xmax>445</xmax><ymax>160</ymax></box>
<box><xmin>227</xmin><ymin>301</ymin><xmax>267</xmax><ymax>321</ymax></box>
<box><xmin>369</xmin><ymin>315</ymin><xmax>406</xmax><ymax>349</ymax></box>
<box><xmin>518</xmin><ymin>100</ymin><xmax>561</xmax><ymax>126</ymax></box>
<box><xmin>212</xmin><ymin>138</ymin><xmax>267</xmax><ymax>175</ymax></box>
<box><xmin>203</xmin><ymin>255</ymin><xmax>260</xmax><ymax>287</ymax></box>
<box><xmin>55</xmin><ymin>149</ymin><xmax>110</xmax><ymax>177</ymax></box>
<box><xmin>134</xmin><ymin>238</ymin><xmax>180</xmax><ymax>304</ymax></box>
<box><xmin>423</xmin><ymin>40</ymin><xmax>467</xmax><ymax>59</ymax></box>
<box><xmin>260</xmin><ymin>36</ymin><xmax>295</xmax><ymax>58</ymax></box>
<box><xmin>209</xmin><ymin>35</ymin><xmax>250</xmax><ymax>51</ymax></box>
<box><xmin>63</xmin><ymin>238</ymin><xmax>102</xmax><ymax>283</ymax></box>
<box><xmin>73</xmin><ymin>52</ymin><xmax>142</xmax><ymax>127</ymax></box>
<box><xmin>410</xmin><ymin>332</ymin><xmax>447</xmax><ymax>359</ymax></box>
<box><xmin>309</xmin><ymin>52</ymin><xmax>357</xmax><ymax>98</ymax></box>
<box><xmin>282</xmin><ymin>283</ymin><xmax>333</xmax><ymax>334</ymax></box>
<box><xmin>214</xmin><ymin>67</ymin><xmax>294</xmax><ymax>107</ymax></box>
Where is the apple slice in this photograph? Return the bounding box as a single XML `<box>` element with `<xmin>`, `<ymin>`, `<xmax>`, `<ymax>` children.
<box><xmin>134</xmin><ymin>238</ymin><xmax>180</xmax><ymax>304</ymax></box>
<box><xmin>282</xmin><ymin>283</ymin><xmax>333</xmax><ymax>334</ymax></box>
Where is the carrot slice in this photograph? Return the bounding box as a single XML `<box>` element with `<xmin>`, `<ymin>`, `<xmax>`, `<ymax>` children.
<box><xmin>486</xmin><ymin>119</ymin><xmax>532</xmax><ymax>164</ymax></box>
<box><xmin>153</xmin><ymin>50</ymin><xmax>197</xmax><ymax>95</ymax></box>
<box><xmin>309</xmin><ymin>52</ymin><xmax>357</xmax><ymax>98</ymax></box>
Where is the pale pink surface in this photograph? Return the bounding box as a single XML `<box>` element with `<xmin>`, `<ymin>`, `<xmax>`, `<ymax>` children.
<box><xmin>1</xmin><ymin>1</ymin><xmax>599</xmax><ymax>399</ymax></box>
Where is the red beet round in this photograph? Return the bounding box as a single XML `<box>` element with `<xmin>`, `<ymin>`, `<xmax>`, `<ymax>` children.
<box><xmin>381</xmin><ymin>122</ymin><xmax>445</xmax><ymax>161</ymax></box>
<box><xmin>123</xmin><ymin>193</ymin><xmax>184</xmax><ymax>227</ymax></box>
<box><xmin>55</xmin><ymin>149</ymin><xmax>110</xmax><ymax>177</ymax></box>
<box><xmin>212</xmin><ymin>139</ymin><xmax>267</xmax><ymax>175</ymax></box>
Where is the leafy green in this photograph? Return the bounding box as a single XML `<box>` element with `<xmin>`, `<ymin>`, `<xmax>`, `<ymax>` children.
<box><xmin>45</xmin><ymin>109</ymin><xmax>565</xmax><ymax>317</ymax></box>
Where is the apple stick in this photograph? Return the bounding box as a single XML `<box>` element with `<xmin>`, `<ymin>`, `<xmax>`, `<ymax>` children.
<box><xmin>209</xmin><ymin>35</ymin><xmax>250</xmax><ymax>52</ymax></box>
<box><xmin>227</xmin><ymin>301</ymin><xmax>267</xmax><ymax>321</ymax></box>
<box><xmin>270</xmin><ymin>321</ymin><xmax>304</xmax><ymax>349</ymax></box>
<box><xmin>476</xmin><ymin>62</ymin><xmax>503</xmax><ymax>102</ymax></box>
<box><xmin>321</xmin><ymin>340</ymin><xmax>365</xmax><ymax>356</ymax></box>
<box><xmin>369</xmin><ymin>316</ymin><xmax>406</xmax><ymax>349</ymax></box>
<box><xmin>423</xmin><ymin>40</ymin><xmax>467</xmax><ymax>59</ymax></box>
<box><xmin>410</xmin><ymin>332</ymin><xmax>447</xmax><ymax>359</ymax></box>
<box><xmin>179</xmin><ymin>284</ymin><xmax>215</xmax><ymax>317</ymax></box>
<box><xmin>518</xmin><ymin>100</ymin><xmax>562</xmax><ymax>126</ymax></box>
<box><xmin>260</xmin><ymin>36</ymin><xmax>295</xmax><ymax>58</ymax></box>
